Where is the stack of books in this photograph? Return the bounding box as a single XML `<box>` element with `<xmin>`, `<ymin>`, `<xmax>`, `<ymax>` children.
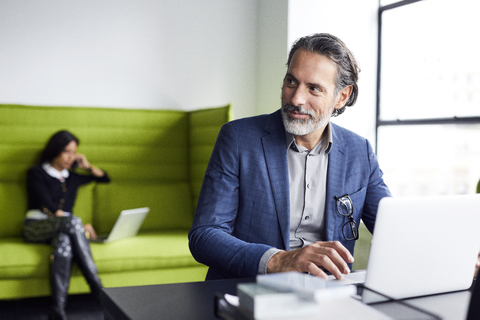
<box><xmin>234</xmin><ymin>272</ymin><xmax>358</xmax><ymax>319</ymax></box>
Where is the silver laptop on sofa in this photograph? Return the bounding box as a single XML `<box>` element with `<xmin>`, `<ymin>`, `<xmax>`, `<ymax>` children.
<box><xmin>91</xmin><ymin>207</ymin><xmax>149</xmax><ymax>243</ymax></box>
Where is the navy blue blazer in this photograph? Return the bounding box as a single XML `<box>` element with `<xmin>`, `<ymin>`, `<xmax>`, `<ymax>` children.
<box><xmin>189</xmin><ymin>110</ymin><xmax>391</xmax><ymax>280</ymax></box>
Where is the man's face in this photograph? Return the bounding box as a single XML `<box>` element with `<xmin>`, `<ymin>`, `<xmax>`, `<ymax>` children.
<box><xmin>281</xmin><ymin>49</ymin><xmax>341</xmax><ymax>136</ymax></box>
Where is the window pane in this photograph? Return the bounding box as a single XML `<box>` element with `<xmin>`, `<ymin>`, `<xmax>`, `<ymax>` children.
<box><xmin>377</xmin><ymin>124</ymin><xmax>480</xmax><ymax>197</ymax></box>
<box><xmin>380</xmin><ymin>0</ymin><xmax>480</xmax><ymax>120</ymax></box>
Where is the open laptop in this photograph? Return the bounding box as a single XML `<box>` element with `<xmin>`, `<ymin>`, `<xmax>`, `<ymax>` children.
<box><xmin>91</xmin><ymin>207</ymin><xmax>149</xmax><ymax>243</ymax></box>
<box><xmin>355</xmin><ymin>194</ymin><xmax>480</xmax><ymax>303</ymax></box>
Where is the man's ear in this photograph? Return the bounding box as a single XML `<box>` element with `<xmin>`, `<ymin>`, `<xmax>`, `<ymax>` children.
<box><xmin>334</xmin><ymin>85</ymin><xmax>353</xmax><ymax>110</ymax></box>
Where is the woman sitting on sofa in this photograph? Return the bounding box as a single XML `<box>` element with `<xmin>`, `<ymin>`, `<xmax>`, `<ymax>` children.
<box><xmin>23</xmin><ymin>130</ymin><xmax>110</xmax><ymax>320</ymax></box>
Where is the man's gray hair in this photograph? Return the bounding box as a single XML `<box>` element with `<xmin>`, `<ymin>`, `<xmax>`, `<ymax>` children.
<box><xmin>287</xmin><ymin>33</ymin><xmax>360</xmax><ymax>117</ymax></box>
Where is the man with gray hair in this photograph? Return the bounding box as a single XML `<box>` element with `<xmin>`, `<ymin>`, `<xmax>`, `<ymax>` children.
<box><xmin>189</xmin><ymin>33</ymin><xmax>391</xmax><ymax>280</ymax></box>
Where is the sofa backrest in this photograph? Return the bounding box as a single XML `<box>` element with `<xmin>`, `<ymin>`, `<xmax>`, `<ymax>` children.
<box><xmin>0</xmin><ymin>104</ymin><xmax>231</xmax><ymax>237</ymax></box>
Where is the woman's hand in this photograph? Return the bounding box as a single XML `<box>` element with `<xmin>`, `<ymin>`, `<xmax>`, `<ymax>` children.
<box><xmin>75</xmin><ymin>154</ymin><xmax>91</xmax><ymax>170</ymax></box>
<box><xmin>75</xmin><ymin>154</ymin><xmax>105</xmax><ymax>177</ymax></box>
<box><xmin>84</xmin><ymin>223</ymin><xmax>97</xmax><ymax>240</ymax></box>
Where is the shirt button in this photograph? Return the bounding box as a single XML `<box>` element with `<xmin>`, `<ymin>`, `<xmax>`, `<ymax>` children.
<box><xmin>305</xmin><ymin>216</ymin><xmax>310</xmax><ymax>220</ymax></box>
<box><xmin>307</xmin><ymin>183</ymin><xmax>311</xmax><ymax>189</ymax></box>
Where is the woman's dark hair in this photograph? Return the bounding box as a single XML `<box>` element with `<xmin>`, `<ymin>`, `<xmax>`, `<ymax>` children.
<box><xmin>38</xmin><ymin>130</ymin><xmax>79</xmax><ymax>165</ymax></box>
<box><xmin>286</xmin><ymin>33</ymin><xmax>360</xmax><ymax>116</ymax></box>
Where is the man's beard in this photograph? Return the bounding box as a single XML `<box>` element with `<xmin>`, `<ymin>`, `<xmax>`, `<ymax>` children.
<box><xmin>281</xmin><ymin>102</ymin><xmax>334</xmax><ymax>136</ymax></box>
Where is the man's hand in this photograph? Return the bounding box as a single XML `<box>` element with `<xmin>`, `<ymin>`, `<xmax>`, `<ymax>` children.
<box><xmin>267</xmin><ymin>241</ymin><xmax>354</xmax><ymax>280</ymax></box>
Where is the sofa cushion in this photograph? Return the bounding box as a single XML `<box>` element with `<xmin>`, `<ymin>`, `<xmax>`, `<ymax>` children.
<box><xmin>0</xmin><ymin>238</ymin><xmax>51</xmax><ymax>278</ymax></box>
<box><xmin>0</xmin><ymin>231</ymin><xmax>198</xmax><ymax>279</ymax></box>
<box><xmin>94</xmin><ymin>183</ymin><xmax>193</xmax><ymax>235</ymax></box>
<box><xmin>90</xmin><ymin>231</ymin><xmax>199</xmax><ymax>274</ymax></box>
<box><xmin>0</xmin><ymin>183</ymin><xmax>28</xmax><ymax>238</ymax></box>
<box><xmin>72</xmin><ymin>183</ymin><xmax>95</xmax><ymax>224</ymax></box>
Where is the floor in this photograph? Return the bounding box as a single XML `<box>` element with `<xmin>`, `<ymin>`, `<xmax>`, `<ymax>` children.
<box><xmin>0</xmin><ymin>294</ymin><xmax>103</xmax><ymax>320</ymax></box>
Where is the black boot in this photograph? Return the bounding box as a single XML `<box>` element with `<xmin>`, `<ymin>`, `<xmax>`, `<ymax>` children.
<box><xmin>63</xmin><ymin>216</ymin><xmax>103</xmax><ymax>300</ymax></box>
<box><xmin>49</xmin><ymin>233</ymin><xmax>73</xmax><ymax>320</ymax></box>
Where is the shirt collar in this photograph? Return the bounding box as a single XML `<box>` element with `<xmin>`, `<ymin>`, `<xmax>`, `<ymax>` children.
<box><xmin>42</xmin><ymin>162</ymin><xmax>70</xmax><ymax>181</ymax></box>
<box><xmin>285</xmin><ymin>122</ymin><xmax>333</xmax><ymax>155</ymax></box>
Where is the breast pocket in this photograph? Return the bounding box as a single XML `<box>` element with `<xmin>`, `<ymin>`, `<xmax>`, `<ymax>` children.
<box><xmin>348</xmin><ymin>187</ymin><xmax>367</xmax><ymax>222</ymax></box>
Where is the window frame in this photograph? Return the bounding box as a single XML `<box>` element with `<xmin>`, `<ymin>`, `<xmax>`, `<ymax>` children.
<box><xmin>375</xmin><ymin>0</ymin><xmax>480</xmax><ymax>152</ymax></box>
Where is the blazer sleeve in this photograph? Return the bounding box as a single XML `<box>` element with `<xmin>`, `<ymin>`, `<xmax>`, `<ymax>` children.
<box><xmin>362</xmin><ymin>139</ymin><xmax>392</xmax><ymax>233</ymax></box>
<box><xmin>189</xmin><ymin>122</ymin><xmax>273</xmax><ymax>279</ymax></box>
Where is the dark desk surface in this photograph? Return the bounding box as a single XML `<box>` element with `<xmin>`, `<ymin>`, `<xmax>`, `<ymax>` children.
<box><xmin>102</xmin><ymin>278</ymin><xmax>472</xmax><ymax>320</ymax></box>
<box><xmin>102</xmin><ymin>278</ymin><xmax>254</xmax><ymax>320</ymax></box>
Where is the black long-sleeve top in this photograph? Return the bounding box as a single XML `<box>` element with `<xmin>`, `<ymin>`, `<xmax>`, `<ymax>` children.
<box><xmin>27</xmin><ymin>165</ymin><xmax>110</xmax><ymax>217</ymax></box>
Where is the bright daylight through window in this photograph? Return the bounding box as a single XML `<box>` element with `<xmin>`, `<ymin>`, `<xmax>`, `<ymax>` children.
<box><xmin>376</xmin><ymin>0</ymin><xmax>480</xmax><ymax>197</ymax></box>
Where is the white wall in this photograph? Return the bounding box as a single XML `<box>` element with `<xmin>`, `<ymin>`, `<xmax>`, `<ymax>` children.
<box><xmin>0</xmin><ymin>0</ymin><xmax>378</xmax><ymax>136</ymax></box>
<box><xmin>0</xmin><ymin>0</ymin><xmax>258</xmax><ymax>119</ymax></box>
<box><xmin>288</xmin><ymin>0</ymin><xmax>379</xmax><ymax>144</ymax></box>
<box><xmin>255</xmin><ymin>0</ymin><xmax>289</xmax><ymax>116</ymax></box>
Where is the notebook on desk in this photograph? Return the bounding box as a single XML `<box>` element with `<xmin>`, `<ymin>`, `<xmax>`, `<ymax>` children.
<box><xmin>356</xmin><ymin>194</ymin><xmax>480</xmax><ymax>303</ymax></box>
<box><xmin>90</xmin><ymin>207</ymin><xmax>149</xmax><ymax>243</ymax></box>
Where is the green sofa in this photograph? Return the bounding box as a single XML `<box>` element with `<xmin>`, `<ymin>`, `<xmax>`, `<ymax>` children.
<box><xmin>352</xmin><ymin>223</ymin><xmax>372</xmax><ymax>271</ymax></box>
<box><xmin>0</xmin><ymin>103</ymin><xmax>232</xmax><ymax>300</ymax></box>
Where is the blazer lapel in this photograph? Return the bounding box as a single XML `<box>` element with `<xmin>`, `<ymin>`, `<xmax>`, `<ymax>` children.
<box><xmin>262</xmin><ymin>110</ymin><xmax>290</xmax><ymax>249</ymax></box>
<box><xmin>325</xmin><ymin>123</ymin><xmax>347</xmax><ymax>241</ymax></box>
